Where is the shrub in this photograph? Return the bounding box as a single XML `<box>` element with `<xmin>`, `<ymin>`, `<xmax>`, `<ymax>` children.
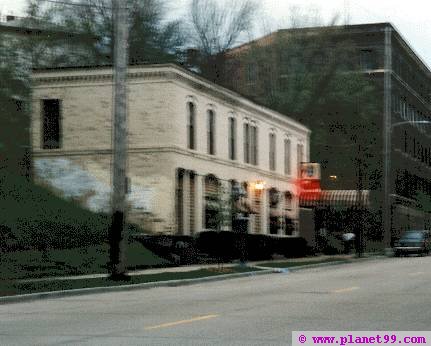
<box><xmin>196</xmin><ymin>231</ymin><xmax>237</xmax><ymax>260</ymax></box>
<box><xmin>278</xmin><ymin>237</ymin><xmax>308</xmax><ymax>257</ymax></box>
<box><xmin>134</xmin><ymin>235</ymin><xmax>197</xmax><ymax>265</ymax></box>
<box><xmin>196</xmin><ymin>231</ymin><xmax>308</xmax><ymax>261</ymax></box>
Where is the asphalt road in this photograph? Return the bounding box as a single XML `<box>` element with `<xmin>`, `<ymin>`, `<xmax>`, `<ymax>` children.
<box><xmin>1</xmin><ymin>256</ymin><xmax>431</xmax><ymax>345</ymax></box>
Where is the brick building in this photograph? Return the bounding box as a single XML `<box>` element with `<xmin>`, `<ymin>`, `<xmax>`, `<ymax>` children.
<box><xmin>31</xmin><ymin>64</ymin><xmax>310</xmax><ymax>237</ymax></box>
<box><xmin>219</xmin><ymin>23</ymin><xmax>431</xmax><ymax>244</ymax></box>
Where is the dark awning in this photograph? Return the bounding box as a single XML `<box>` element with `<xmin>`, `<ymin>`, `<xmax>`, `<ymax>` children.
<box><xmin>300</xmin><ymin>190</ymin><xmax>370</xmax><ymax>208</ymax></box>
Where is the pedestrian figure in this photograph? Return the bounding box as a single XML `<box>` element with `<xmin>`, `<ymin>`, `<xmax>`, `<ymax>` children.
<box><xmin>342</xmin><ymin>232</ymin><xmax>356</xmax><ymax>254</ymax></box>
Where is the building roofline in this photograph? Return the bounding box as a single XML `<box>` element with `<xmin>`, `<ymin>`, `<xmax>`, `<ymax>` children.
<box><xmin>225</xmin><ymin>31</ymin><xmax>278</xmax><ymax>56</ymax></box>
<box><xmin>32</xmin><ymin>63</ymin><xmax>311</xmax><ymax>135</ymax></box>
<box><xmin>388</xmin><ymin>24</ymin><xmax>431</xmax><ymax>77</ymax></box>
<box><xmin>278</xmin><ymin>22</ymin><xmax>393</xmax><ymax>33</ymax></box>
<box><xmin>0</xmin><ymin>18</ymin><xmax>97</xmax><ymax>40</ymax></box>
<box><xmin>228</xmin><ymin>22</ymin><xmax>431</xmax><ymax>77</ymax></box>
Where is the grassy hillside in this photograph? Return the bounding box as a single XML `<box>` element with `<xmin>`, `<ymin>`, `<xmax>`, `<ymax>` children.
<box><xmin>0</xmin><ymin>171</ymin><xmax>110</xmax><ymax>250</ymax></box>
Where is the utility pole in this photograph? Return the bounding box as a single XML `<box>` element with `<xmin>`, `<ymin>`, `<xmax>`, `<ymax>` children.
<box><xmin>356</xmin><ymin>142</ymin><xmax>364</xmax><ymax>258</ymax></box>
<box><xmin>355</xmin><ymin>93</ymin><xmax>364</xmax><ymax>257</ymax></box>
<box><xmin>382</xmin><ymin>26</ymin><xmax>393</xmax><ymax>250</ymax></box>
<box><xmin>109</xmin><ymin>0</ymin><xmax>129</xmax><ymax>280</ymax></box>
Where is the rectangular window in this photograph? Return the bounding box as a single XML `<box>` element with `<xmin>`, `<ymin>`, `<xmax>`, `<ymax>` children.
<box><xmin>246</xmin><ymin>63</ymin><xmax>257</xmax><ymax>83</ymax></box>
<box><xmin>269</xmin><ymin>133</ymin><xmax>276</xmax><ymax>171</ymax></box>
<box><xmin>42</xmin><ymin>99</ymin><xmax>61</xmax><ymax>149</ymax></box>
<box><xmin>207</xmin><ymin>110</ymin><xmax>215</xmax><ymax>155</ymax></box>
<box><xmin>360</xmin><ymin>49</ymin><xmax>376</xmax><ymax>70</ymax></box>
<box><xmin>284</xmin><ymin>139</ymin><xmax>291</xmax><ymax>175</ymax></box>
<box><xmin>404</xmin><ymin>131</ymin><xmax>408</xmax><ymax>153</ymax></box>
<box><xmin>228</xmin><ymin>117</ymin><xmax>236</xmax><ymax>160</ymax></box>
<box><xmin>244</xmin><ymin>123</ymin><xmax>250</xmax><ymax>163</ymax></box>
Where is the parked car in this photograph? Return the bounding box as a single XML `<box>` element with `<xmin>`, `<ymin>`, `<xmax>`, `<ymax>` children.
<box><xmin>393</xmin><ymin>230</ymin><xmax>431</xmax><ymax>256</ymax></box>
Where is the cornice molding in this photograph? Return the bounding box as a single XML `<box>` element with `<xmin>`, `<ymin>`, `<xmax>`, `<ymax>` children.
<box><xmin>32</xmin><ymin>70</ymin><xmax>175</xmax><ymax>85</ymax></box>
<box><xmin>32</xmin><ymin>65</ymin><xmax>310</xmax><ymax>136</ymax></box>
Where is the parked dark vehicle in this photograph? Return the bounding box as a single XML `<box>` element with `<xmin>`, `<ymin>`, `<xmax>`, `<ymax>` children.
<box><xmin>393</xmin><ymin>230</ymin><xmax>431</xmax><ymax>256</ymax></box>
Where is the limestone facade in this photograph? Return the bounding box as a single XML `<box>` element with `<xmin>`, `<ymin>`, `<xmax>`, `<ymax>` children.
<box><xmin>31</xmin><ymin>64</ymin><xmax>310</xmax><ymax>236</ymax></box>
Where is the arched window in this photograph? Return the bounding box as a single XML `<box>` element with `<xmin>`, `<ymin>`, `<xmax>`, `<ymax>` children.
<box><xmin>268</xmin><ymin>188</ymin><xmax>280</xmax><ymax>208</ymax></box>
<box><xmin>251</xmin><ymin>124</ymin><xmax>258</xmax><ymax>165</ymax></box>
<box><xmin>284</xmin><ymin>138</ymin><xmax>291</xmax><ymax>175</ymax></box>
<box><xmin>244</xmin><ymin>123</ymin><xmax>250</xmax><ymax>163</ymax></box>
<box><xmin>284</xmin><ymin>191</ymin><xmax>294</xmax><ymax>236</ymax></box>
<box><xmin>187</xmin><ymin>102</ymin><xmax>195</xmax><ymax>150</ymax></box>
<box><xmin>242</xmin><ymin>182</ymin><xmax>249</xmax><ymax>198</ymax></box>
<box><xmin>243</xmin><ymin>121</ymin><xmax>258</xmax><ymax>165</ymax></box>
<box><xmin>228</xmin><ymin>117</ymin><xmax>236</xmax><ymax>160</ymax></box>
<box><xmin>269</xmin><ymin>132</ymin><xmax>276</xmax><ymax>171</ymax></box>
<box><xmin>230</xmin><ymin>179</ymin><xmax>239</xmax><ymax>200</ymax></box>
<box><xmin>297</xmin><ymin>142</ymin><xmax>304</xmax><ymax>175</ymax></box>
<box><xmin>207</xmin><ymin>110</ymin><xmax>216</xmax><ymax>155</ymax></box>
<box><xmin>284</xmin><ymin>191</ymin><xmax>293</xmax><ymax>210</ymax></box>
<box><xmin>205</xmin><ymin>175</ymin><xmax>220</xmax><ymax>229</ymax></box>
<box><xmin>175</xmin><ymin>168</ymin><xmax>185</xmax><ymax>233</ymax></box>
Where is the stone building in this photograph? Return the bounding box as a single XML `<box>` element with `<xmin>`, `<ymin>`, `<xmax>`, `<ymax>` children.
<box><xmin>0</xmin><ymin>14</ymin><xmax>97</xmax><ymax>69</ymax></box>
<box><xmin>31</xmin><ymin>64</ymin><xmax>310</xmax><ymax>236</ymax></box>
<box><xmin>0</xmin><ymin>14</ymin><xmax>97</xmax><ymax>179</ymax></box>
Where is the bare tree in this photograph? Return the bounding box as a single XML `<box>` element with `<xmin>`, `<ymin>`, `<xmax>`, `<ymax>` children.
<box><xmin>190</xmin><ymin>0</ymin><xmax>257</xmax><ymax>55</ymax></box>
<box><xmin>24</xmin><ymin>0</ymin><xmax>184</xmax><ymax>67</ymax></box>
<box><xmin>187</xmin><ymin>0</ymin><xmax>258</xmax><ymax>83</ymax></box>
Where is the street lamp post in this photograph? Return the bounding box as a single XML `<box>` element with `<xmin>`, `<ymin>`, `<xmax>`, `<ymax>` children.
<box><xmin>382</xmin><ymin>120</ymin><xmax>431</xmax><ymax>250</ymax></box>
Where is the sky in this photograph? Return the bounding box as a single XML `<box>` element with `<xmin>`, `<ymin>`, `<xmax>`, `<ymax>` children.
<box><xmin>2</xmin><ymin>0</ymin><xmax>430</xmax><ymax>68</ymax></box>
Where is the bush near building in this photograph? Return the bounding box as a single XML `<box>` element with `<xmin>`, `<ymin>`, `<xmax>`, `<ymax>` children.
<box><xmin>136</xmin><ymin>231</ymin><xmax>309</xmax><ymax>264</ymax></box>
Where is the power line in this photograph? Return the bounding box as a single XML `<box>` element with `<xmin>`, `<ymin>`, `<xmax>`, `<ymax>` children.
<box><xmin>38</xmin><ymin>0</ymin><xmax>101</xmax><ymax>8</ymax></box>
<box><xmin>38</xmin><ymin>0</ymin><xmax>132</xmax><ymax>10</ymax></box>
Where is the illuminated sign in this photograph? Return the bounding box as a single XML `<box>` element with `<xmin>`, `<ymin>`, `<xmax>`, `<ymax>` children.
<box><xmin>300</xmin><ymin>163</ymin><xmax>321</xmax><ymax>180</ymax></box>
<box><xmin>298</xmin><ymin>163</ymin><xmax>321</xmax><ymax>200</ymax></box>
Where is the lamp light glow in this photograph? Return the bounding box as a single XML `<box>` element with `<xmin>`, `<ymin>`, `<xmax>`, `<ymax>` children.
<box><xmin>254</xmin><ymin>180</ymin><xmax>265</xmax><ymax>190</ymax></box>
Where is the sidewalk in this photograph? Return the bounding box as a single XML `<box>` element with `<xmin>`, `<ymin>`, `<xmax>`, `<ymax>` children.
<box><xmin>0</xmin><ymin>253</ymin><xmax>383</xmax><ymax>304</ymax></box>
<box><xmin>18</xmin><ymin>254</ymin><xmax>358</xmax><ymax>283</ymax></box>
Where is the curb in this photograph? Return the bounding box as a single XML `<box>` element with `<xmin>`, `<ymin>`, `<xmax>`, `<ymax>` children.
<box><xmin>0</xmin><ymin>255</ymin><xmax>387</xmax><ymax>305</ymax></box>
<box><xmin>0</xmin><ymin>269</ymin><xmax>277</xmax><ymax>305</ymax></box>
<box><xmin>254</xmin><ymin>255</ymin><xmax>387</xmax><ymax>273</ymax></box>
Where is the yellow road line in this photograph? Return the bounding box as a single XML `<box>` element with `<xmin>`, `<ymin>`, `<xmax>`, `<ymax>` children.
<box><xmin>145</xmin><ymin>314</ymin><xmax>219</xmax><ymax>330</ymax></box>
<box><xmin>332</xmin><ymin>286</ymin><xmax>360</xmax><ymax>294</ymax></box>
